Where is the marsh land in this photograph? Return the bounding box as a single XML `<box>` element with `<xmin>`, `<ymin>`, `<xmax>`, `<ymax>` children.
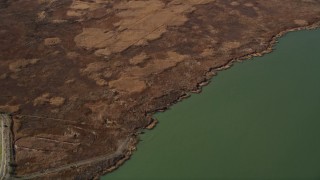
<box><xmin>0</xmin><ymin>0</ymin><xmax>320</xmax><ymax>178</ymax></box>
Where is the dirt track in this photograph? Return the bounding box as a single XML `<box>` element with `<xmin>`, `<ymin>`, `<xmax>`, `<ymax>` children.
<box><xmin>15</xmin><ymin>138</ymin><xmax>130</xmax><ymax>179</ymax></box>
<box><xmin>0</xmin><ymin>114</ymin><xmax>13</xmax><ymax>180</ymax></box>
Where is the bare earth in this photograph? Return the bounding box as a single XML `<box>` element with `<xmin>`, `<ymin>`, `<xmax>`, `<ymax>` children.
<box><xmin>0</xmin><ymin>0</ymin><xmax>320</xmax><ymax>179</ymax></box>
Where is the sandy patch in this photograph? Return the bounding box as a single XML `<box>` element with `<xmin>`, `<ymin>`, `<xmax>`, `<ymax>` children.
<box><xmin>129</xmin><ymin>53</ymin><xmax>149</xmax><ymax>65</ymax></box>
<box><xmin>74</xmin><ymin>0</ymin><xmax>216</xmax><ymax>56</ymax></box>
<box><xmin>66</xmin><ymin>52</ymin><xmax>79</xmax><ymax>59</ymax></box>
<box><xmin>67</xmin><ymin>10</ymin><xmax>84</xmax><ymax>17</ymax></box>
<box><xmin>8</xmin><ymin>59</ymin><xmax>39</xmax><ymax>72</ymax></box>
<box><xmin>33</xmin><ymin>93</ymin><xmax>65</xmax><ymax>107</ymax></box>
<box><xmin>230</xmin><ymin>1</ymin><xmax>240</xmax><ymax>6</ymax></box>
<box><xmin>201</xmin><ymin>48</ymin><xmax>215</xmax><ymax>56</ymax></box>
<box><xmin>49</xmin><ymin>97</ymin><xmax>65</xmax><ymax>106</ymax></box>
<box><xmin>70</xmin><ymin>0</ymin><xmax>100</xmax><ymax>11</ymax></box>
<box><xmin>0</xmin><ymin>105</ymin><xmax>20</xmax><ymax>113</ymax></box>
<box><xmin>38</xmin><ymin>0</ymin><xmax>56</xmax><ymax>5</ymax></box>
<box><xmin>222</xmin><ymin>41</ymin><xmax>241</xmax><ymax>50</ymax></box>
<box><xmin>44</xmin><ymin>37</ymin><xmax>61</xmax><ymax>46</ymax></box>
<box><xmin>244</xmin><ymin>3</ymin><xmax>254</xmax><ymax>7</ymax></box>
<box><xmin>51</xmin><ymin>19</ymin><xmax>68</xmax><ymax>24</ymax></box>
<box><xmin>38</xmin><ymin>11</ymin><xmax>46</xmax><ymax>21</ymax></box>
<box><xmin>81</xmin><ymin>62</ymin><xmax>108</xmax><ymax>74</ymax></box>
<box><xmin>74</xmin><ymin>28</ymin><xmax>115</xmax><ymax>50</ymax></box>
<box><xmin>109</xmin><ymin>77</ymin><xmax>147</xmax><ymax>94</ymax></box>
<box><xmin>125</xmin><ymin>51</ymin><xmax>187</xmax><ymax>77</ymax></box>
<box><xmin>66</xmin><ymin>0</ymin><xmax>102</xmax><ymax>17</ymax></box>
<box><xmin>294</xmin><ymin>19</ymin><xmax>308</xmax><ymax>26</ymax></box>
<box><xmin>80</xmin><ymin>61</ymin><xmax>109</xmax><ymax>86</ymax></box>
<box><xmin>33</xmin><ymin>93</ymin><xmax>50</xmax><ymax>106</ymax></box>
<box><xmin>109</xmin><ymin>51</ymin><xmax>188</xmax><ymax>93</ymax></box>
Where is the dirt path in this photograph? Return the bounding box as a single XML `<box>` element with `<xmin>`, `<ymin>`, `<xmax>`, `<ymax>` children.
<box><xmin>16</xmin><ymin>138</ymin><xmax>130</xmax><ymax>179</ymax></box>
<box><xmin>0</xmin><ymin>114</ymin><xmax>13</xmax><ymax>180</ymax></box>
<box><xmin>0</xmin><ymin>117</ymin><xmax>5</xmax><ymax>179</ymax></box>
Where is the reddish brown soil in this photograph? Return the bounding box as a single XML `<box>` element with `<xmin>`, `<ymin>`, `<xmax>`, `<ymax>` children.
<box><xmin>0</xmin><ymin>0</ymin><xmax>320</xmax><ymax>179</ymax></box>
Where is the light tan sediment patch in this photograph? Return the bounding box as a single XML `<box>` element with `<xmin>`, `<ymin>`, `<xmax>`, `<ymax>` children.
<box><xmin>201</xmin><ymin>48</ymin><xmax>215</xmax><ymax>57</ymax></box>
<box><xmin>294</xmin><ymin>19</ymin><xmax>309</xmax><ymax>26</ymax></box>
<box><xmin>38</xmin><ymin>0</ymin><xmax>56</xmax><ymax>5</ymax></box>
<box><xmin>67</xmin><ymin>0</ymin><xmax>102</xmax><ymax>17</ymax></box>
<box><xmin>44</xmin><ymin>37</ymin><xmax>61</xmax><ymax>46</ymax></box>
<box><xmin>244</xmin><ymin>3</ymin><xmax>254</xmax><ymax>7</ymax></box>
<box><xmin>0</xmin><ymin>104</ymin><xmax>20</xmax><ymax>113</ymax></box>
<box><xmin>70</xmin><ymin>1</ymin><xmax>91</xmax><ymax>10</ymax></box>
<box><xmin>33</xmin><ymin>93</ymin><xmax>50</xmax><ymax>106</ymax></box>
<box><xmin>109</xmin><ymin>77</ymin><xmax>147</xmax><ymax>94</ymax></box>
<box><xmin>37</xmin><ymin>11</ymin><xmax>46</xmax><ymax>21</ymax></box>
<box><xmin>49</xmin><ymin>97</ymin><xmax>65</xmax><ymax>106</ymax></box>
<box><xmin>65</xmin><ymin>79</ymin><xmax>75</xmax><ymax>84</ymax></box>
<box><xmin>230</xmin><ymin>1</ymin><xmax>240</xmax><ymax>6</ymax></box>
<box><xmin>222</xmin><ymin>41</ymin><xmax>241</xmax><ymax>51</ymax></box>
<box><xmin>80</xmin><ymin>61</ymin><xmax>109</xmax><ymax>86</ymax></box>
<box><xmin>66</xmin><ymin>52</ymin><xmax>79</xmax><ymax>59</ymax></box>
<box><xmin>74</xmin><ymin>0</ymin><xmax>216</xmax><ymax>56</ymax></box>
<box><xmin>89</xmin><ymin>74</ymin><xmax>108</xmax><ymax>86</ymax></box>
<box><xmin>81</xmin><ymin>62</ymin><xmax>108</xmax><ymax>74</ymax></box>
<box><xmin>125</xmin><ymin>51</ymin><xmax>188</xmax><ymax>77</ymax></box>
<box><xmin>84</xmin><ymin>101</ymin><xmax>118</xmax><ymax>127</ymax></box>
<box><xmin>109</xmin><ymin>51</ymin><xmax>188</xmax><ymax>93</ymax></box>
<box><xmin>94</xmin><ymin>48</ymin><xmax>112</xmax><ymax>57</ymax></box>
<box><xmin>141</xmin><ymin>28</ymin><xmax>168</xmax><ymax>42</ymax></box>
<box><xmin>33</xmin><ymin>93</ymin><xmax>65</xmax><ymax>107</ymax></box>
<box><xmin>129</xmin><ymin>53</ymin><xmax>149</xmax><ymax>65</ymax></box>
<box><xmin>74</xmin><ymin>28</ymin><xmax>115</xmax><ymax>50</ymax></box>
<box><xmin>67</xmin><ymin>10</ymin><xmax>84</xmax><ymax>17</ymax></box>
<box><xmin>8</xmin><ymin>59</ymin><xmax>39</xmax><ymax>72</ymax></box>
<box><xmin>51</xmin><ymin>19</ymin><xmax>68</xmax><ymax>24</ymax></box>
<box><xmin>70</xmin><ymin>0</ymin><xmax>103</xmax><ymax>11</ymax></box>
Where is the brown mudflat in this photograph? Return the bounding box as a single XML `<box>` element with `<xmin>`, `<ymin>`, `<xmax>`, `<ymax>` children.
<box><xmin>0</xmin><ymin>0</ymin><xmax>319</xmax><ymax>179</ymax></box>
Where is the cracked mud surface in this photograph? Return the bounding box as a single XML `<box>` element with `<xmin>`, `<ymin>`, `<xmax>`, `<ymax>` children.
<box><xmin>0</xmin><ymin>0</ymin><xmax>320</xmax><ymax>178</ymax></box>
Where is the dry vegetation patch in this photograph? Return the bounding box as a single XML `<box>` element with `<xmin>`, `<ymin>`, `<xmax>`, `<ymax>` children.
<box><xmin>8</xmin><ymin>59</ymin><xmax>39</xmax><ymax>72</ymax></box>
<box><xmin>74</xmin><ymin>0</ymin><xmax>216</xmax><ymax>56</ymax></box>
<box><xmin>44</xmin><ymin>37</ymin><xmax>61</xmax><ymax>46</ymax></box>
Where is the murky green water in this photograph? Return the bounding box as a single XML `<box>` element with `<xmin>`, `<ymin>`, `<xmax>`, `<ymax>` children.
<box><xmin>103</xmin><ymin>29</ymin><xmax>320</xmax><ymax>180</ymax></box>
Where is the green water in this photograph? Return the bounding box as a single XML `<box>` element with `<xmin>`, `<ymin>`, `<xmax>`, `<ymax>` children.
<box><xmin>103</xmin><ymin>29</ymin><xmax>320</xmax><ymax>180</ymax></box>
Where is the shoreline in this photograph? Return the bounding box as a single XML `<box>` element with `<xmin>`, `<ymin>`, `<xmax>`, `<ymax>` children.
<box><xmin>2</xmin><ymin>1</ymin><xmax>320</xmax><ymax>177</ymax></box>
<box><xmin>99</xmin><ymin>21</ymin><xmax>320</xmax><ymax>179</ymax></box>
